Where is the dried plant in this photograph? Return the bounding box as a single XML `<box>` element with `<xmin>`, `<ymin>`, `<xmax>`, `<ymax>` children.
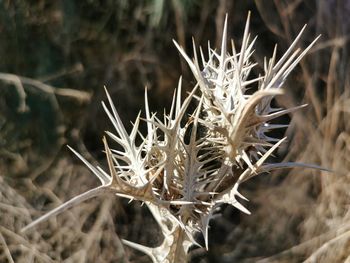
<box><xmin>22</xmin><ymin>13</ymin><xmax>324</xmax><ymax>262</ymax></box>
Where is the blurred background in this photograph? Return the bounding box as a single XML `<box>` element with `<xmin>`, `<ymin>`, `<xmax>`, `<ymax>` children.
<box><xmin>0</xmin><ymin>0</ymin><xmax>349</xmax><ymax>262</ymax></box>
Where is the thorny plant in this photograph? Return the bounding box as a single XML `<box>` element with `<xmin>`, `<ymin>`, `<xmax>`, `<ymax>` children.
<box><xmin>22</xmin><ymin>13</ymin><xmax>325</xmax><ymax>262</ymax></box>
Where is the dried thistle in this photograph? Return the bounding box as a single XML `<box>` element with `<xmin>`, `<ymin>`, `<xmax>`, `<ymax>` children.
<box><xmin>22</xmin><ymin>13</ymin><xmax>324</xmax><ymax>263</ymax></box>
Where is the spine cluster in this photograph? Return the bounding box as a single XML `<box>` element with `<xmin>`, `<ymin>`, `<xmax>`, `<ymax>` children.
<box><xmin>23</xmin><ymin>13</ymin><xmax>320</xmax><ymax>263</ymax></box>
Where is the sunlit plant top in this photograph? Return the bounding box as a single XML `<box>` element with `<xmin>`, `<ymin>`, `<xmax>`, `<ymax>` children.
<box><xmin>23</xmin><ymin>13</ymin><xmax>322</xmax><ymax>263</ymax></box>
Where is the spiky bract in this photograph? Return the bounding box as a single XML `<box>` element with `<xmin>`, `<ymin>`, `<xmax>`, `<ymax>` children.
<box><xmin>23</xmin><ymin>13</ymin><xmax>321</xmax><ymax>263</ymax></box>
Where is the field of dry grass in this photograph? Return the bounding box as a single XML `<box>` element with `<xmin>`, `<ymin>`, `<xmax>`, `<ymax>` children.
<box><xmin>0</xmin><ymin>1</ymin><xmax>349</xmax><ymax>262</ymax></box>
